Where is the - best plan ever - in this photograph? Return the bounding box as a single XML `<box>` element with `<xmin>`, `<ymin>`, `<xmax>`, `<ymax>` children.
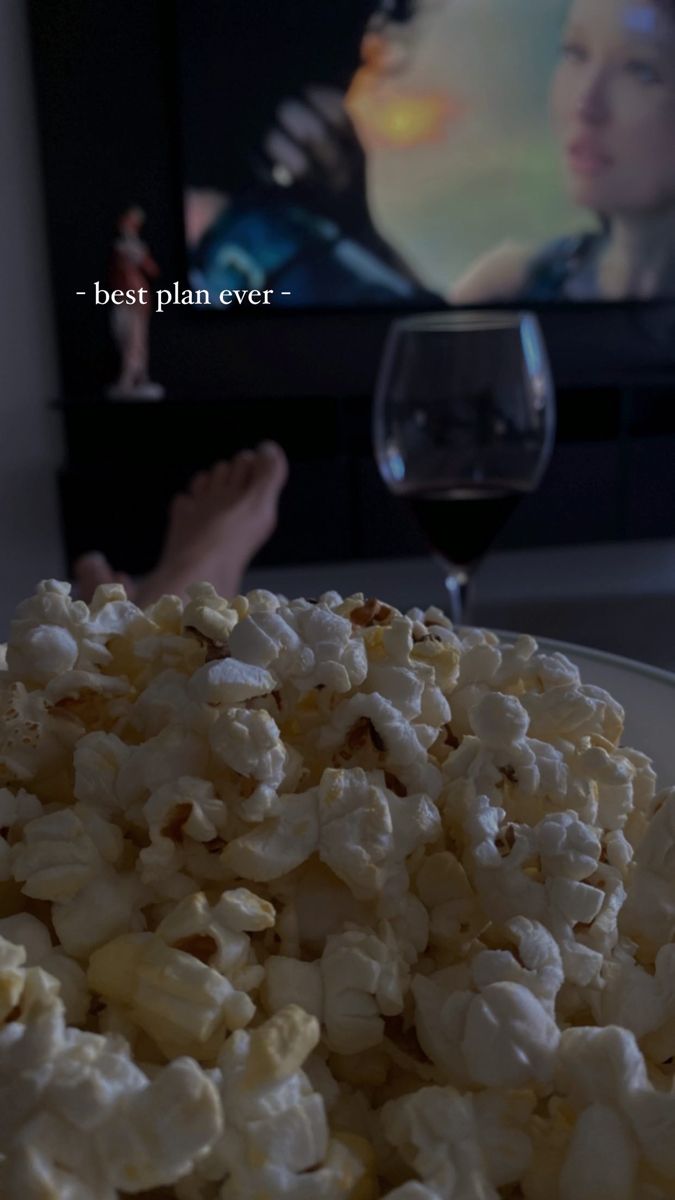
<box><xmin>93</xmin><ymin>281</ymin><xmax>275</xmax><ymax>310</ymax></box>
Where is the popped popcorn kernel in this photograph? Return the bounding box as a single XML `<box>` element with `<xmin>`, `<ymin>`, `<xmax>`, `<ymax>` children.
<box><xmin>0</xmin><ymin>578</ymin><xmax>673</xmax><ymax>1199</ymax></box>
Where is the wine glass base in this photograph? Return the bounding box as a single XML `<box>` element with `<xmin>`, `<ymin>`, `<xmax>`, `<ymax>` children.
<box><xmin>443</xmin><ymin>566</ymin><xmax>470</xmax><ymax>627</ymax></box>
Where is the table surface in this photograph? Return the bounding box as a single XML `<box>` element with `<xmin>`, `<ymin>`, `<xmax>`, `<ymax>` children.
<box><xmin>244</xmin><ymin>538</ymin><xmax>675</xmax><ymax>672</ymax></box>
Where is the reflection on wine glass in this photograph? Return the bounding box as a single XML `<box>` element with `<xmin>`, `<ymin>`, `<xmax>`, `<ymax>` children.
<box><xmin>373</xmin><ymin>311</ymin><xmax>556</xmax><ymax>624</ymax></box>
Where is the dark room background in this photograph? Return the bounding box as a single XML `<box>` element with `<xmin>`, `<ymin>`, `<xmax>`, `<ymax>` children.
<box><xmin>24</xmin><ymin>0</ymin><xmax>675</xmax><ymax>584</ymax></box>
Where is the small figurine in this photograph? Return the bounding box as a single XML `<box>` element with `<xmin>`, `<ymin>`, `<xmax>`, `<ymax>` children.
<box><xmin>107</xmin><ymin>205</ymin><xmax>165</xmax><ymax>400</ymax></box>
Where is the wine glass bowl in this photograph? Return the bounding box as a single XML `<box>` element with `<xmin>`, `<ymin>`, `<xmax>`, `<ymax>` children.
<box><xmin>373</xmin><ymin>311</ymin><xmax>556</xmax><ymax>622</ymax></box>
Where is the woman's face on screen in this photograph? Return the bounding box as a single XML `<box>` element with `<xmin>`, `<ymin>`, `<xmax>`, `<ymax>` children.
<box><xmin>551</xmin><ymin>0</ymin><xmax>675</xmax><ymax>216</ymax></box>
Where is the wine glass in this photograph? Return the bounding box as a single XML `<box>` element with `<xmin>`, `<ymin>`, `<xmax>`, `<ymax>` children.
<box><xmin>373</xmin><ymin>311</ymin><xmax>556</xmax><ymax>625</ymax></box>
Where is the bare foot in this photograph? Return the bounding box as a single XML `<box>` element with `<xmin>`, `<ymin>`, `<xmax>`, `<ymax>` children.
<box><xmin>73</xmin><ymin>444</ymin><xmax>288</xmax><ymax>608</ymax></box>
<box><xmin>135</xmin><ymin>441</ymin><xmax>288</xmax><ymax>605</ymax></box>
<box><xmin>73</xmin><ymin>552</ymin><xmax>136</xmax><ymax>604</ymax></box>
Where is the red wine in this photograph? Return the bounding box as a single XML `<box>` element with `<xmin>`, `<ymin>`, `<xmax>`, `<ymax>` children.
<box><xmin>408</xmin><ymin>487</ymin><xmax>524</xmax><ymax>566</ymax></box>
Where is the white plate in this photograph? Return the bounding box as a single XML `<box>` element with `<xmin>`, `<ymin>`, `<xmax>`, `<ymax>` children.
<box><xmin>497</xmin><ymin>631</ymin><xmax>675</xmax><ymax>789</ymax></box>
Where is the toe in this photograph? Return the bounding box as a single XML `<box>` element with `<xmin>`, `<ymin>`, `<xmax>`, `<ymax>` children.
<box><xmin>252</xmin><ymin>441</ymin><xmax>289</xmax><ymax>495</ymax></box>
<box><xmin>209</xmin><ymin>460</ymin><xmax>232</xmax><ymax>498</ymax></box>
<box><xmin>189</xmin><ymin>470</ymin><xmax>210</xmax><ymax>498</ymax></box>
<box><xmin>229</xmin><ymin>449</ymin><xmax>256</xmax><ymax>494</ymax></box>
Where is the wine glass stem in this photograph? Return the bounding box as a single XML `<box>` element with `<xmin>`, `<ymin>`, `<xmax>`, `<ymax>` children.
<box><xmin>444</xmin><ymin>567</ymin><xmax>470</xmax><ymax>626</ymax></box>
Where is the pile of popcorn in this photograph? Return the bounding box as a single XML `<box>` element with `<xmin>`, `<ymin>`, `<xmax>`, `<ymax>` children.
<box><xmin>1</xmin><ymin>578</ymin><xmax>675</xmax><ymax>1199</ymax></box>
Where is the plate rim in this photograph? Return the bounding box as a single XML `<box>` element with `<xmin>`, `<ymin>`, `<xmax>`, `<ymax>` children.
<box><xmin>490</xmin><ymin>628</ymin><xmax>675</xmax><ymax>690</ymax></box>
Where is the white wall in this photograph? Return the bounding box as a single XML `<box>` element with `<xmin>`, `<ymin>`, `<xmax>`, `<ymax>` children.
<box><xmin>0</xmin><ymin>0</ymin><xmax>64</xmax><ymax>631</ymax></box>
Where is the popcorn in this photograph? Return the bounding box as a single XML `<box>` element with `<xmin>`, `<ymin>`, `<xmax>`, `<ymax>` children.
<box><xmin>415</xmin><ymin>850</ymin><xmax>480</xmax><ymax>950</ymax></box>
<box><xmin>317</xmin><ymin>767</ymin><xmax>441</xmax><ymax>902</ymax></box>
<box><xmin>209</xmin><ymin>705</ymin><xmax>287</xmax><ymax>786</ymax></box>
<box><xmin>0</xmin><ymin>913</ymin><xmax>88</xmax><ymax>1023</ymax></box>
<box><xmin>0</xmin><ymin>787</ymin><xmax>42</xmax><ymax>882</ymax></box>
<box><xmin>620</xmin><ymin>787</ymin><xmax>675</xmax><ymax>951</ymax></box>
<box><xmin>155</xmin><ymin>887</ymin><xmax>272</xmax><ymax>989</ymax></box>
<box><xmin>535</xmin><ymin>811</ymin><xmax>601</xmax><ymax>881</ymax></box>
<box><xmin>293</xmin><ymin>603</ymin><xmax>368</xmax><ymax>693</ymax></box>
<box><xmin>442</xmin><ymin>724</ymin><xmax>573</xmax><ymax>830</ymax></box>
<box><xmin>6</xmin><ymin>623</ymin><xmax>79</xmax><ymax>685</ymax></box>
<box><xmin>182</xmin><ymin>582</ymin><xmax>240</xmax><ymax>645</ymax></box>
<box><xmin>11</xmin><ymin>804</ymin><xmax>123</xmax><ymax>902</ymax></box>
<box><xmin>72</xmin><ymin>731</ymin><xmax>132</xmax><ymax>814</ymax></box>
<box><xmin>198</xmin><ymin>1006</ymin><xmax>373</xmax><ymax>1198</ymax></box>
<box><xmin>522</xmin><ymin>683</ymin><xmax>625</xmax><ymax>744</ymax></box>
<box><xmin>127</xmin><ymin>669</ymin><xmax>207</xmax><ymax>738</ymax></box>
<box><xmin>44</xmin><ymin>668</ymin><xmax>130</xmax><ymax>705</ymax></box>
<box><xmin>599</xmin><ymin>942</ymin><xmax>675</xmax><ymax>1048</ymax></box>
<box><xmin>461</xmin><ymin>981</ymin><xmax>560</xmax><ymax>1087</ymax></box>
<box><xmin>0</xmin><ymin>679</ymin><xmax>81</xmax><ymax>791</ymax></box>
<box><xmin>1</xmin><ymin>578</ymin><xmax>674</xmax><ymax>1198</ymax></box>
<box><xmin>222</xmin><ymin>788</ymin><xmax>319</xmax><ymax>881</ymax></box>
<box><xmin>88</xmin><ymin>929</ymin><xmax>256</xmax><ymax>1059</ymax></box>
<box><xmin>139</xmin><ymin>776</ymin><xmax>228</xmax><ymax>887</ymax></box>
<box><xmin>413</xmin><ymin>923</ymin><xmax>561</xmax><ymax>1090</ymax></box>
<box><xmin>7</xmin><ymin>579</ymin><xmax>155</xmax><ymax>686</ymax></box>
<box><xmin>364</xmin><ymin>663</ymin><xmax>426</xmax><ymax>720</ymax></box>
<box><xmin>469</xmin><ymin>690</ymin><xmax>530</xmax><ymax>747</ymax></box>
<box><xmin>470</xmin><ymin>918</ymin><xmax>564</xmax><ymax>1016</ymax></box>
<box><xmin>321</xmin><ymin>926</ymin><xmax>406</xmax><ymax>1053</ymax></box>
<box><xmin>410</xmin><ymin>636</ymin><xmax>461</xmax><ymax>696</ymax></box>
<box><xmin>189</xmin><ymin>657</ymin><xmax>277</xmax><ymax>706</ymax></box>
<box><xmin>558</xmin><ymin>1103</ymin><xmax>638</xmax><ymax>1200</ymax></box>
<box><xmin>492</xmin><ymin>635</ymin><xmax>580</xmax><ymax>691</ymax></box>
<box><xmin>118</xmin><ymin>725</ymin><xmax>211</xmax><ymax>810</ymax></box>
<box><xmin>0</xmin><ymin>938</ymin><xmax>222</xmax><ymax>1198</ymax></box>
<box><xmin>53</xmin><ymin>869</ymin><xmax>147</xmax><ymax>959</ymax></box>
<box><xmin>318</xmin><ymin>693</ymin><xmax>443</xmax><ymax>797</ymax></box>
<box><xmin>552</xmin><ymin>1025</ymin><xmax>675</xmax><ymax>1186</ymax></box>
<box><xmin>264</xmin><ymin>955</ymin><xmax>323</xmax><ymax>1020</ymax></box>
<box><xmin>271</xmin><ymin>860</ymin><xmax>369</xmax><ymax>958</ymax></box>
<box><xmin>381</xmin><ymin>1084</ymin><xmax>533</xmax><ymax>1198</ymax></box>
<box><xmin>0</xmin><ymin>936</ymin><xmax>27</xmax><ymax>1022</ymax></box>
<box><xmin>227</xmin><ymin>606</ymin><xmax>311</xmax><ymax>672</ymax></box>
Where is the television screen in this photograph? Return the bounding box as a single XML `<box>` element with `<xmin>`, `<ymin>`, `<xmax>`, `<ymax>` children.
<box><xmin>178</xmin><ymin>0</ymin><xmax>675</xmax><ymax>309</ymax></box>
